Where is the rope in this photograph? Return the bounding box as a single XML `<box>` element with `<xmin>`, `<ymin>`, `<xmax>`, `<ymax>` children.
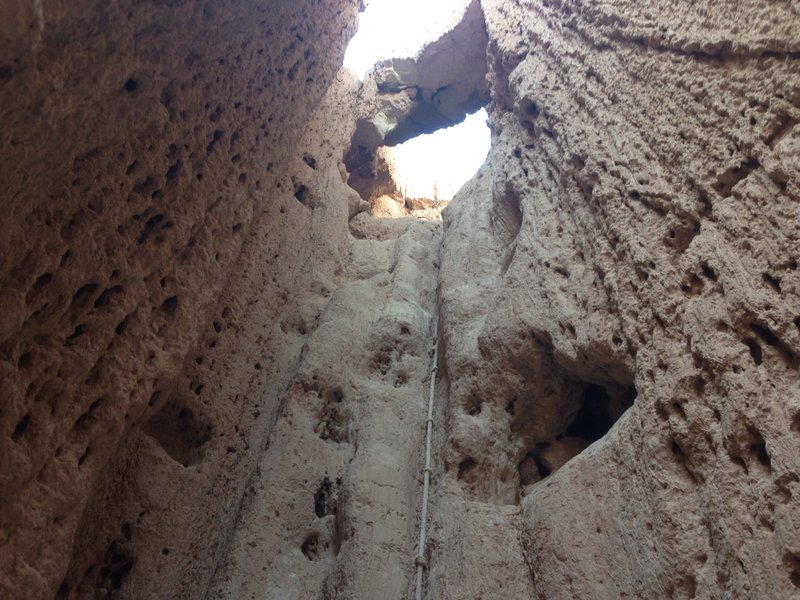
<box><xmin>414</xmin><ymin>320</ymin><xmax>438</xmax><ymax>600</ymax></box>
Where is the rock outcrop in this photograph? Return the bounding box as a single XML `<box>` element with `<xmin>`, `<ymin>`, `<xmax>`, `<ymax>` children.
<box><xmin>0</xmin><ymin>1</ymin><xmax>362</xmax><ymax>597</ymax></box>
<box><xmin>203</xmin><ymin>68</ymin><xmax>442</xmax><ymax>600</ymax></box>
<box><xmin>434</xmin><ymin>1</ymin><xmax>800</xmax><ymax>598</ymax></box>
<box><xmin>2</xmin><ymin>0</ymin><xmax>799</xmax><ymax>599</ymax></box>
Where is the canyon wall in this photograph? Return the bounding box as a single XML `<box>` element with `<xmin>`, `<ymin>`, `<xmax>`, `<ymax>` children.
<box><xmin>0</xmin><ymin>1</ymin><xmax>363</xmax><ymax>597</ymax></box>
<box><xmin>2</xmin><ymin>0</ymin><xmax>799</xmax><ymax>599</ymax></box>
<box><xmin>433</xmin><ymin>0</ymin><xmax>800</xmax><ymax>598</ymax></box>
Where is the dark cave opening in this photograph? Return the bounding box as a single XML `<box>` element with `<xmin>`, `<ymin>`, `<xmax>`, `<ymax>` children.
<box><xmin>566</xmin><ymin>383</ymin><xmax>636</xmax><ymax>442</ymax></box>
<box><xmin>517</xmin><ymin>381</ymin><xmax>637</xmax><ymax>488</ymax></box>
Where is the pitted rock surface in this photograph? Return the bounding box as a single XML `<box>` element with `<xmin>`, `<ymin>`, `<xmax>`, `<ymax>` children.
<box><xmin>2</xmin><ymin>1</ymin><xmax>799</xmax><ymax>599</ymax></box>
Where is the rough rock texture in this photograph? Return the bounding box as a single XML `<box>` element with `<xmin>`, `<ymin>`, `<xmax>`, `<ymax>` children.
<box><xmin>433</xmin><ymin>0</ymin><xmax>800</xmax><ymax>599</ymax></box>
<box><xmin>344</xmin><ymin>145</ymin><xmax>401</xmax><ymax>202</ymax></box>
<box><xmin>204</xmin><ymin>69</ymin><xmax>442</xmax><ymax>600</ymax></box>
<box><xmin>4</xmin><ymin>0</ymin><xmax>800</xmax><ymax>599</ymax></box>
<box><xmin>0</xmin><ymin>1</ymin><xmax>362</xmax><ymax>597</ymax></box>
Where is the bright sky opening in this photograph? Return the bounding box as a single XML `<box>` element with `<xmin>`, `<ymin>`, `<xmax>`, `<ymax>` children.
<box><xmin>343</xmin><ymin>0</ymin><xmax>491</xmax><ymax>202</ymax></box>
<box><xmin>344</xmin><ymin>0</ymin><xmax>473</xmax><ymax>79</ymax></box>
<box><xmin>390</xmin><ymin>109</ymin><xmax>490</xmax><ymax>201</ymax></box>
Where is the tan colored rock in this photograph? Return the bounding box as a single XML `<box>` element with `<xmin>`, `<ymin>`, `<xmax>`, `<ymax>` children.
<box><xmin>372</xmin><ymin>194</ymin><xmax>407</xmax><ymax>218</ymax></box>
<box><xmin>344</xmin><ymin>145</ymin><xmax>401</xmax><ymax>202</ymax></box>
<box><xmin>3</xmin><ymin>0</ymin><xmax>800</xmax><ymax>598</ymax></box>
<box><xmin>434</xmin><ymin>0</ymin><xmax>800</xmax><ymax>598</ymax></box>
<box><xmin>0</xmin><ymin>1</ymin><xmax>362</xmax><ymax>597</ymax></box>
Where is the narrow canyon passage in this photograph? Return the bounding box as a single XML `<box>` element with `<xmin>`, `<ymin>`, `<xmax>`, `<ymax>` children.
<box><xmin>2</xmin><ymin>1</ymin><xmax>800</xmax><ymax>599</ymax></box>
<box><xmin>207</xmin><ymin>214</ymin><xmax>443</xmax><ymax>599</ymax></box>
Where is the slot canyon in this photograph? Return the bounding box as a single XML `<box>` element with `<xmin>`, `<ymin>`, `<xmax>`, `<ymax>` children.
<box><xmin>1</xmin><ymin>0</ymin><xmax>799</xmax><ymax>598</ymax></box>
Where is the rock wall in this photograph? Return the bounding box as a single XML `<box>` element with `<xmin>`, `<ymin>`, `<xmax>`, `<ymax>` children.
<box><xmin>434</xmin><ymin>0</ymin><xmax>800</xmax><ymax>598</ymax></box>
<box><xmin>203</xmin><ymin>68</ymin><xmax>442</xmax><ymax>600</ymax></box>
<box><xmin>3</xmin><ymin>0</ymin><xmax>799</xmax><ymax>598</ymax></box>
<box><xmin>0</xmin><ymin>1</ymin><xmax>362</xmax><ymax>597</ymax></box>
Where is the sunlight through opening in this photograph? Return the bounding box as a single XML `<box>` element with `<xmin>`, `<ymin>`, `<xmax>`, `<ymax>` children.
<box><xmin>390</xmin><ymin>108</ymin><xmax>490</xmax><ymax>201</ymax></box>
<box><xmin>343</xmin><ymin>0</ymin><xmax>491</xmax><ymax>209</ymax></box>
<box><xmin>344</xmin><ymin>0</ymin><xmax>473</xmax><ymax>79</ymax></box>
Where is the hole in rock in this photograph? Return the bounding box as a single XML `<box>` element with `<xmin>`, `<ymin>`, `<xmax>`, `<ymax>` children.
<box><xmin>762</xmin><ymin>272</ymin><xmax>782</xmax><ymax>293</ymax></box>
<box><xmin>71</xmin><ymin>282</ymin><xmax>99</xmax><ymax>307</ymax></box>
<box><xmin>743</xmin><ymin>338</ymin><xmax>763</xmax><ymax>365</ymax></box>
<box><xmin>301</xmin><ymin>532</ymin><xmax>327</xmax><ymax>561</ymax></box>
<box><xmin>784</xmin><ymin>551</ymin><xmax>800</xmax><ymax>589</ymax></box>
<box><xmin>12</xmin><ymin>414</ymin><xmax>31</xmax><ymax>441</ymax></box>
<box><xmin>115</xmin><ymin>315</ymin><xmax>131</xmax><ymax>335</ymax></box>
<box><xmin>344</xmin><ymin>0</ymin><xmax>474</xmax><ymax>79</ymax></box>
<box><xmin>345</xmin><ymin>111</ymin><xmax>490</xmax><ymax>211</ymax></box>
<box><xmin>32</xmin><ymin>272</ymin><xmax>53</xmax><ymax>293</ymax></box>
<box><xmin>750</xmin><ymin>322</ymin><xmax>798</xmax><ymax>368</ymax></box>
<box><xmin>700</xmin><ymin>262</ymin><xmax>717</xmax><ymax>280</ymax></box>
<box><xmin>342</xmin><ymin>0</ymin><xmax>490</xmax><ymax>214</ymax></box>
<box><xmin>93</xmin><ymin>540</ymin><xmax>135</xmax><ymax>594</ymax></box>
<box><xmin>65</xmin><ymin>324</ymin><xmax>87</xmax><ymax>344</ymax></box>
<box><xmin>465</xmin><ymin>395</ymin><xmax>482</xmax><ymax>416</ymax></box>
<box><xmin>161</xmin><ymin>296</ymin><xmax>178</xmax><ymax>316</ymax></box>
<box><xmin>294</xmin><ymin>184</ymin><xmax>308</xmax><ymax>203</ymax></box>
<box><xmin>536</xmin><ymin>457</ymin><xmax>552</xmax><ymax>479</ymax></box>
<box><xmin>565</xmin><ymin>384</ymin><xmax>634</xmax><ymax>441</ymax></box>
<box><xmin>314</xmin><ymin>476</ymin><xmax>340</xmax><ymax>518</ymax></box>
<box><xmin>17</xmin><ymin>351</ymin><xmax>32</xmax><ymax>369</ymax></box>
<box><xmin>457</xmin><ymin>457</ymin><xmax>478</xmax><ymax>481</ymax></box>
<box><xmin>141</xmin><ymin>402</ymin><xmax>212</xmax><ymax>467</ymax></box>
<box><xmin>505</xmin><ymin>397</ymin><xmax>516</xmax><ymax>415</ymax></box>
<box><xmin>746</xmin><ymin>426</ymin><xmax>771</xmax><ymax>472</ymax></box>
<box><xmin>78</xmin><ymin>446</ymin><xmax>91</xmax><ymax>466</ymax></box>
<box><xmin>513</xmin><ymin>381</ymin><xmax>636</xmax><ymax>490</ymax></box>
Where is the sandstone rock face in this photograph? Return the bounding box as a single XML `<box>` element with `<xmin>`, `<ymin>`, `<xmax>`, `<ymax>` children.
<box><xmin>3</xmin><ymin>0</ymin><xmax>800</xmax><ymax>599</ymax></box>
<box><xmin>204</xmin><ymin>69</ymin><xmax>442</xmax><ymax>600</ymax></box>
<box><xmin>434</xmin><ymin>0</ymin><xmax>800</xmax><ymax>598</ymax></box>
<box><xmin>0</xmin><ymin>1</ymin><xmax>362</xmax><ymax>597</ymax></box>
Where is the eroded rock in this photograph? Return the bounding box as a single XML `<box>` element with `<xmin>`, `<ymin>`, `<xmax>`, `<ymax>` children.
<box><xmin>0</xmin><ymin>1</ymin><xmax>362</xmax><ymax>597</ymax></box>
<box><xmin>3</xmin><ymin>0</ymin><xmax>799</xmax><ymax>599</ymax></box>
<box><xmin>433</xmin><ymin>0</ymin><xmax>800</xmax><ymax>598</ymax></box>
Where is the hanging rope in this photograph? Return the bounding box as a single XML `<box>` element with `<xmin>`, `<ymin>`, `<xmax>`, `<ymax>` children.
<box><xmin>414</xmin><ymin>318</ymin><xmax>439</xmax><ymax>600</ymax></box>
